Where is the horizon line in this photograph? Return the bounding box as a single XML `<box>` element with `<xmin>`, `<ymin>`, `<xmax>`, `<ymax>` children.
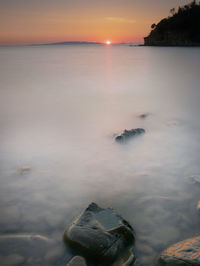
<box><xmin>0</xmin><ymin>41</ymin><xmax>143</xmax><ymax>47</ymax></box>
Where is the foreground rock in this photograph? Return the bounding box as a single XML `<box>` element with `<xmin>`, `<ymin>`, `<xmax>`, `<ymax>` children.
<box><xmin>159</xmin><ymin>235</ymin><xmax>200</xmax><ymax>265</ymax></box>
<box><xmin>115</xmin><ymin>128</ymin><xmax>145</xmax><ymax>143</ymax></box>
<box><xmin>63</xmin><ymin>203</ymin><xmax>135</xmax><ymax>264</ymax></box>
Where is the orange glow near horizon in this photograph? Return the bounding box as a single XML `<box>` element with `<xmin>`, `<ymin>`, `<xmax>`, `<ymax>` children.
<box><xmin>106</xmin><ymin>40</ymin><xmax>111</xmax><ymax>45</ymax></box>
<box><xmin>0</xmin><ymin>0</ymin><xmax>193</xmax><ymax>45</ymax></box>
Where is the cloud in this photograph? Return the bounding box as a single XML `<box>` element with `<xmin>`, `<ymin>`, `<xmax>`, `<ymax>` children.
<box><xmin>105</xmin><ymin>17</ymin><xmax>136</xmax><ymax>24</ymax></box>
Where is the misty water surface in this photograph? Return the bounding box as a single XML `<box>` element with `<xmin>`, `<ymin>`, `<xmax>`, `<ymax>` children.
<box><xmin>0</xmin><ymin>45</ymin><xmax>200</xmax><ymax>265</ymax></box>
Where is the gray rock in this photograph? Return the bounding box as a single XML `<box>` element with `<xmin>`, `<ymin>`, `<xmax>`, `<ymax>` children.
<box><xmin>159</xmin><ymin>235</ymin><xmax>200</xmax><ymax>265</ymax></box>
<box><xmin>66</xmin><ymin>256</ymin><xmax>87</xmax><ymax>266</ymax></box>
<box><xmin>63</xmin><ymin>203</ymin><xmax>135</xmax><ymax>264</ymax></box>
<box><xmin>115</xmin><ymin>128</ymin><xmax>145</xmax><ymax>143</ymax></box>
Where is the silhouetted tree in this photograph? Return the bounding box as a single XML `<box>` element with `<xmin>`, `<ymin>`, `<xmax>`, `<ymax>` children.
<box><xmin>184</xmin><ymin>4</ymin><xmax>189</xmax><ymax>10</ymax></box>
<box><xmin>151</xmin><ymin>23</ymin><xmax>156</xmax><ymax>29</ymax></box>
<box><xmin>189</xmin><ymin>0</ymin><xmax>196</xmax><ymax>7</ymax></box>
<box><xmin>170</xmin><ymin>8</ymin><xmax>176</xmax><ymax>16</ymax></box>
<box><xmin>178</xmin><ymin>7</ymin><xmax>183</xmax><ymax>14</ymax></box>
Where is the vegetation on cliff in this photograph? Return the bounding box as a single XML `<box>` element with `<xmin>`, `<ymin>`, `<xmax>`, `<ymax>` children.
<box><xmin>144</xmin><ymin>1</ymin><xmax>200</xmax><ymax>46</ymax></box>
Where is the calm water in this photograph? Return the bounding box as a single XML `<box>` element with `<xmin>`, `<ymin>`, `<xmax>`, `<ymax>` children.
<box><xmin>0</xmin><ymin>45</ymin><xmax>200</xmax><ymax>265</ymax></box>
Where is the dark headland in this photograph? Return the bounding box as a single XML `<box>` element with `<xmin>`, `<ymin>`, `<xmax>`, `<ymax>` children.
<box><xmin>144</xmin><ymin>1</ymin><xmax>200</xmax><ymax>46</ymax></box>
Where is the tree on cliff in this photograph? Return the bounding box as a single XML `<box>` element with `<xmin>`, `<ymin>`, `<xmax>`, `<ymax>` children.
<box><xmin>151</xmin><ymin>23</ymin><xmax>156</xmax><ymax>29</ymax></box>
<box><xmin>170</xmin><ymin>8</ymin><xmax>176</xmax><ymax>16</ymax></box>
<box><xmin>144</xmin><ymin>1</ymin><xmax>200</xmax><ymax>46</ymax></box>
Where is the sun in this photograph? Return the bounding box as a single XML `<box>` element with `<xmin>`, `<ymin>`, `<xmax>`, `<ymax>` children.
<box><xmin>106</xmin><ymin>40</ymin><xmax>111</xmax><ymax>45</ymax></box>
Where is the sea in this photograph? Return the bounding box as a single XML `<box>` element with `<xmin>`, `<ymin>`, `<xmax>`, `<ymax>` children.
<box><xmin>0</xmin><ymin>44</ymin><xmax>200</xmax><ymax>266</ymax></box>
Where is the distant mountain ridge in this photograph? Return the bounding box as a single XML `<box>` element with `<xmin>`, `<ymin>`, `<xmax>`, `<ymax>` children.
<box><xmin>42</xmin><ymin>41</ymin><xmax>102</xmax><ymax>45</ymax></box>
<box><xmin>33</xmin><ymin>42</ymin><xmax>138</xmax><ymax>46</ymax></box>
<box><xmin>144</xmin><ymin>1</ymin><xmax>200</xmax><ymax>46</ymax></box>
<box><xmin>0</xmin><ymin>42</ymin><xmax>141</xmax><ymax>47</ymax></box>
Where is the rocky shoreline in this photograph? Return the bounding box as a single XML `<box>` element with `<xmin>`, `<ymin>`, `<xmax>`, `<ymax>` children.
<box><xmin>64</xmin><ymin>203</ymin><xmax>200</xmax><ymax>266</ymax></box>
<box><xmin>0</xmin><ymin>201</ymin><xmax>199</xmax><ymax>266</ymax></box>
<box><xmin>1</xmin><ymin>124</ymin><xmax>200</xmax><ymax>265</ymax></box>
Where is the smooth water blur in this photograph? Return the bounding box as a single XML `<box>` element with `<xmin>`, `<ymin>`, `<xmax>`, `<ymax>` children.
<box><xmin>0</xmin><ymin>45</ymin><xmax>200</xmax><ymax>265</ymax></box>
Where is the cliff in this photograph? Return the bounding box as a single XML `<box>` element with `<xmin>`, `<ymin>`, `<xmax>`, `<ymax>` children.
<box><xmin>144</xmin><ymin>1</ymin><xmax>200</xmax><ymax>46</ymax></box>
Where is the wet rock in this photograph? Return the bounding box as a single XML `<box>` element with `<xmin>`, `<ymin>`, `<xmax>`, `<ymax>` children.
<box><xmin>122</xmin><ymin>253</ymin><xmax>135</xmax><ymax>266</ymax></box>
<box><xmin>66</xmin><ymin>256</ymin><xmax>87</xmax><ymax>266</ymax></box>
<box><xmin>63</xmin><ymin>203</ymin><xmax>135</xmax><ymax>264</ymax></box>
<box><xmin>113</xmin><ymin>249</ymin><xmax>136</xmax><ymax>266</ymax></box>
<box><xmin>115</xmin><ymin>128</ymin><xmax>145</xmax><ymax>143</ymax></box>
<box><xmin>159</xmin><ymin>235</ymin><xmax>200</xmax><ymax>265</ymax></box>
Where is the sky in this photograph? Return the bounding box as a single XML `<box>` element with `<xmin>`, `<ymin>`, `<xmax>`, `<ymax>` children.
<box><xmin>0</xmin><ymin>0</ymin><xmax>193</xmax><ymax>45</ymax></box>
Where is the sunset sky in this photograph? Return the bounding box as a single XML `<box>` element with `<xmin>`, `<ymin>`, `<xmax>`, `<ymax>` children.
<box><xmin>0</xmin><ymin>0</ymin><xmax>193</xmax><ymax>45</ymax></box>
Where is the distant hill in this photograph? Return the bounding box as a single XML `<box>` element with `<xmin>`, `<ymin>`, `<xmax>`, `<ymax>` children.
<box><xmin>42</xmin><ymin>41</ymin><xmax>102</xmax><ymax>45</ymax></box>
<box><xmin>144</xmin><ymin>1</ymin><xmax>200</xmax><ymax>46</ymax></box>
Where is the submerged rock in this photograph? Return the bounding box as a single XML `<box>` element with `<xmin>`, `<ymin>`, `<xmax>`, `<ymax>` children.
<box><xmin>115</xmin><ymin>128</ymin><xmax>145</xmax><ymax>143</ymax></box>
<box><xmin>63</xmin><ymin>203</ymin><xmax>135</xmax><ymax>264</ymax></box>
<box><xmin>197</xmin><ymin>201</ymin><xmax>200</xmax><ymax>212</ymax></box>
<box><xmin>66</xmin><ymin>256</ymin><xmax>87</xmax><ymax>266</ymax></box>
<box><xmin>18</xmin><ymin>165</ymin><xmax>32</xmax><ymax>174</ymax></box>
<box><xmin>159</xmin><ymin>235</ymin><xmax>200</xmax><ymax>265</ymax></box>
<box><xmin>0</xmin><ymin>254</ymin><xmax>25</xmax><ymax>266</ymax></box>
<box><xmin>0</xmin><ymin>234</ymin><xmax>65</xmax><ymax>266</ymax></box>
<box><xmin>189</xmin><ymin>175</ymin><xmax>200</xmax><ymax>185</ymax></box>
<box><xmin>138</xmin><ymin>113</ymin><xmax>149</xmax><ymax>119</ymax></box>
